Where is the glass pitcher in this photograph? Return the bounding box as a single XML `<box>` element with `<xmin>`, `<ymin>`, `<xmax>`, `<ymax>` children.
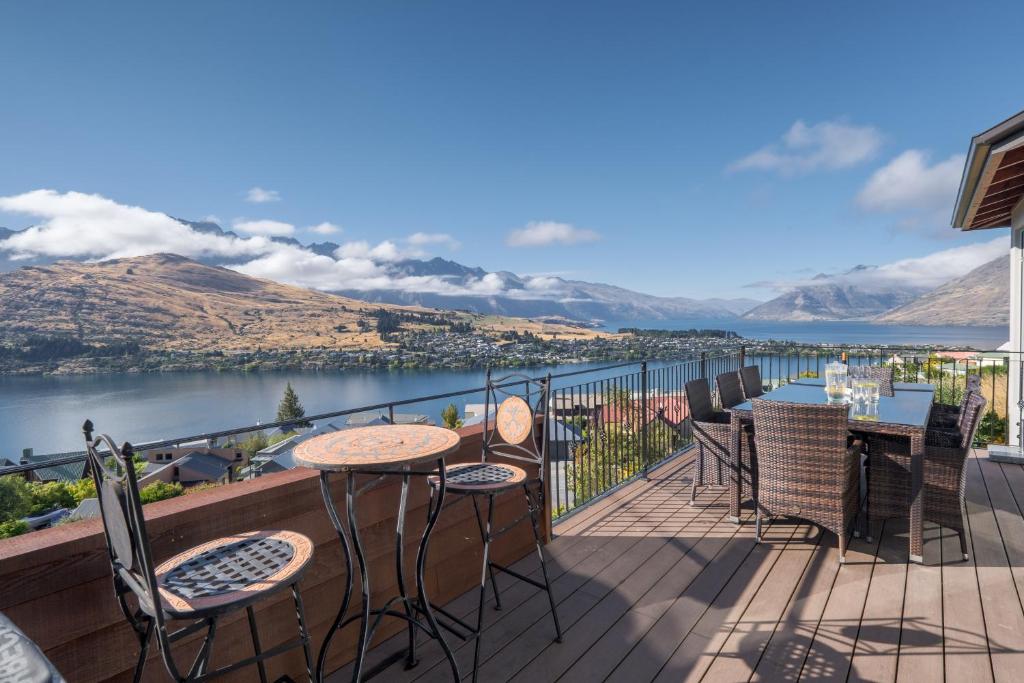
<box><xmin>824</xmin><ymin>361</ymin><xmax>848</xmax><ymax>402</ymax></box>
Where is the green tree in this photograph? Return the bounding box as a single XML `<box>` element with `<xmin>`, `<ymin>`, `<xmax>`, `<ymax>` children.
<box><xmin>276</xmin><ymin>383</ymin><xmax>311</xmax><ymax>428</ymax></box>
<box><xmin>0</xmin><ymin>476</ymin><xmax>32</xmax><ymax>522</ymax></box>
<box><xmin>26</xmin><ymin>481</ymin><xmax>76</xmax><ymax>516</ymax></box>
<box><xmin>240</xmin><ymin>431</ymin><xmax>270</xmax><ymax>458</ymax></box>
<box><xmin>441</xmin><ymin>403</ymin><xmax>463</xmax><ymax>430</ymax></box>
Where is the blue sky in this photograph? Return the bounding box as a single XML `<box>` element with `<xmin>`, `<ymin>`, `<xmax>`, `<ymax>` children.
<box><xmin>0</xmin><ymin>1</ymin><xmax>1019</xmax><ymax>300</ymax></box>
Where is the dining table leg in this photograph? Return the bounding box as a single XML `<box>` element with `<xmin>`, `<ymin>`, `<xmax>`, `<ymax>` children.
<box><xmin>315</xmin><ymin>471</ymin><xmax>354</xmax><ymax>683</ymax></box>
<box><xmin>909</xmin><ymin>429</ymin><xmax>925</xmax><ymax>564</ymax></box>
<box><xmin>729</xmin><ymin>413</ymin><xmax>742</xmax><ymax>524</ymax></box>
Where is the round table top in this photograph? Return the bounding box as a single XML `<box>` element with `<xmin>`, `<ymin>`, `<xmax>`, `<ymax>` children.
<box><xmin>293</xmin><ymin>424</ymin><xmax>462</xmax><ymax>471</ymax></box>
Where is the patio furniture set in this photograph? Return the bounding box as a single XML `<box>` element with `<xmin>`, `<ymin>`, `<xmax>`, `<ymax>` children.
<box><xmin>685</xmin><ymin>365</ymin><xmax>987</xmax><ymax>564</ymax></box>
<box><xmin>77</xmin><ymin>372</ymin><xmax>562</xmax><ymax>683</ymax></box>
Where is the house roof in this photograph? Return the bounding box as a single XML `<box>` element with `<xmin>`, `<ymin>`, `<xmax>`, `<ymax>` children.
<box><xmin>346</xmin><ymin>412</ymin><xmax>432</xmax><ymax>426</ymax></box>
<box><xmin>175</xmin><ymin>452</ymin><xmax>230</xmax><ymax>480</ymax></box>
<box><xmin>20</xmin><ymin>452</ymin><xmax>88</xmax><ymax>483</ymax></box>
<box><xmin>953</xmin><ymin>109</ymin><xmax>1024</xmax><ymax>230</ymax></box>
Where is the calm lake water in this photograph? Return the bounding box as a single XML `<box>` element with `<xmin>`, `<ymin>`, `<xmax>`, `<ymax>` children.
<box><xmin>0</xmin><ymin>321</ymin><xmax>1009</xmax><ymax>455</ymax></box>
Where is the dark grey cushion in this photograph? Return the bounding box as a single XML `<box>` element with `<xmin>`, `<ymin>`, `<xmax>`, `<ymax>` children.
<box><xmin>0</xmin><ymin>612</ymin><xmax>65</xmax><ymax>683</ymax></box>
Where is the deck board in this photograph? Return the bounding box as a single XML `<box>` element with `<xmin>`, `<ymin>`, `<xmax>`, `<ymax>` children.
<box><xmin>327</xmin><ymin>449</ymin><xmax>1024</xmax><ymax>682</ymax></box>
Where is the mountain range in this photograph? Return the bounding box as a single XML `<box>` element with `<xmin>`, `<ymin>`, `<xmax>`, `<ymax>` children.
<box><xmin>0</xmin><ymin>219</ymin><xmax>1009</xmax><ymax>327</ymax></box>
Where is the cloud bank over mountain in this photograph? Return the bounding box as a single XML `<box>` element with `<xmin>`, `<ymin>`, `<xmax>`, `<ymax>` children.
<box><xmin>0</xmin><ymin>190</ymin><xmax>564</xmax><ymax>299</ymax></box>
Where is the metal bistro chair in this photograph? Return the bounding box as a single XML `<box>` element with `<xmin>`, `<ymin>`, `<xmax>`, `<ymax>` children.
<box><xmin>684</xmin><ymin>378</ymin><xmax>756</xmax><ymax>507</ymax></box>
<box><xmin>865</xmin><ymin>393</ymin><xmax>987</xmax><ymax>560</ymax></box>
<box><xmin>716</xmin><ymin>370</ymin><xmax>746</xmax><ymax>409</ymax></box>
<box><xmin>751</xmin><ymin>400</ymin><xmax>862</xmax><ymax>564</ymax></box>
<box><xmin>739</xmin><ymin>365</ymin><xmax>764</xmax><ymax>399</ymax></box>
<box><xmin>428</xmin><ymin>373</ymin><xmax>562</xmax><ymax>682</ymax></box>
<box><xmin>83</xmin><ymin>421</ymin><xmax>314</xmax><ymax>683</ymax></box>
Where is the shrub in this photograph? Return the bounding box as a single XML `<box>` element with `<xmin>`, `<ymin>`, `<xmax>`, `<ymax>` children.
<box><xmin>26</xmin><ymin>481</ymin><xmax>77</xmax><ymax>516</ymax></box>
<box><xmin>0</xmin><ymin>476</ymin><xmax>32</xmax><ymax>522</ymax></box>
<box><xmin>138</xmin><ymin>481</ymin><xmax>184</xmax><ymax>504</ymax></box>
<box><xmin>0</xmin><ymin>519</ymin><xmax>29</xmax><ymax>539</ymax></box>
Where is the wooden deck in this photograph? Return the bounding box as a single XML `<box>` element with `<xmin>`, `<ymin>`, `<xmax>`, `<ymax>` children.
<box><xmin>330</xmin><ymin>448</ymin><xmax>1024</xmax><ymax>682</ymax></box>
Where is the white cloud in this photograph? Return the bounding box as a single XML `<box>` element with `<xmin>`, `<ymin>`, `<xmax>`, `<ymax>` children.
<box><xmin>0</xmin><ymin>190</ymin><xmax>272</xmax><ymax>261</ymax></box>
<box><xmin>506</xmin><ymin>221</ymin><xmax>600</xmax><ymax>247</ymax></box>
<box><xmin>202</xmin><ymin>214</ymin><xmax>222</xmax><ymax>224</ymax></box>
<box><xmin>755</xmin><ymin>237</ymin><xmax>1006</xmax><ymax>293</ymax></box>
<box><xmin>729</xmin><ymin>119</ymin><xmax>882</xmax><ymax>175</ymax></box>
<box><xmin>525</xmin><ymin>276</ymin><xmax>562</xmax><ymax>291</ymax></box>
<box><xmin>407</xmin><ymin>232</ymin><xmax>461</xmax><ymax>250</ymax></box>
<box><xmin>334</xmin><ymin>240</ymin><xmax>406</xmax><ymax>262</ymax></box>
<box><xmin>307</xmin><ymin>222</ymin><xmax>341</xmax><ymax>236</ymax></box>
<box><xmin>857</xmin><ymin>150</ymin><xmax>965</xmax><ymax>214</ymax></box>
<box><xmin>232</xmin><ymin>219</ymin><xmax>295</xmax><ymax>237</ymax></box>
<box><xmin>245</xmin><ymin>187</ymin><xmax>281</xmax><ymax>203</ymax></box>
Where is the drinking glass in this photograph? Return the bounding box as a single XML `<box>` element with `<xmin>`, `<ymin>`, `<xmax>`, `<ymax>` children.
<box><xmin>824</xmin><ymin>361</ymin><xmax>848</xmax><ymax>402</ymax></box>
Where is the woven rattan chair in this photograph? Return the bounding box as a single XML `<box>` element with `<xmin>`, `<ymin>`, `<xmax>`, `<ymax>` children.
<box><xmin>751</xmin><ymin>400</ymin><xmax>862</xmax><ymax>563</ymax></box>
<box><xmin>858</xmin><ymin>365</ymin><xmax>894</xmax><ymax>397</ymax></box>
<box><xmin>685</xmin><ymin>378</ymin><xmax>756</xmax><ymax>506</ymax></box>
<box><xmin>428</xmin><ymin>372</ymin><xmax>561</xmax><ymax>683</ymax></box>
<box><xmin>865</xmin><ymin>392</ymin><xmax>987</xmax><ymax>560</ymax></box>
<box><xmin>739</xmin><ymin>365</ymin><xmax>764</xmax><ymax>399</ymax></box>
<box><xmin>716</xmin><ymin>370</ymin><xmax>746</xmax><ymax>409</ymax></box>
<box><xmin>83</xmin><ymin>421</ymin><xmax>314</xmax><ymax>683</ymax></box>
<box><xmin>929</xmin><ymin>373</ymin><xmax>981</xmax><ymax>430</ymax></box>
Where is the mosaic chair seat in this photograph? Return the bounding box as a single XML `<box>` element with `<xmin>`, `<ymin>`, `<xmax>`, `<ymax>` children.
<box><xmin>83</xmin><ymin>420</ymin><xmax>314</xmax><ymax>683</ymax></box>
<box><xmin>426</xmin><ymin>372</ymin><xmax>562</xmax><ymax>683</ymax></box>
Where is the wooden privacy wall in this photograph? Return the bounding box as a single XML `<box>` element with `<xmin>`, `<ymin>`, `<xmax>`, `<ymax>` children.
<box><xmin>0</xmin><ymin>424</ymin><xmax>540</xmax><ymax>682</ymax></box>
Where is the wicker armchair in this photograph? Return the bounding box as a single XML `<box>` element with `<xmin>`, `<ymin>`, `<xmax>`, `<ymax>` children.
<box><xmin>739</xmin><ymin>365</ymin><xmax>764</xmax><ymax>399</ymax></box>
<box><xmin>685</xmin><ymin>378</ymin><xmax>756</xmax><ymax>506</ymax></box>
<box><xmin>716</xmin><ymin>370</ymin><xmax>746</xmax><ymax>409</ymax></box>
<box><xmin>865</xmin><ymin>392</ymin><xmax>987</xmax><ymax>560</ymax></box>
<box><xmin>751</xmin><ymin>400</ymin><xmax>862</xmax><ymax>563</ymax></box>
<box><xmin>929</xmin><ymin>374</ymin><xmax>981</xmax><ymax>430</ymax></box>
<box><xmin>858</xmin><ymin>365</ymin><xmax>894</xmax><ymax>397</ymax></box>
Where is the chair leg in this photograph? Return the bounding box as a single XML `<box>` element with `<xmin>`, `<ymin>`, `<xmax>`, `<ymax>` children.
<box><xmin>292</xmin><ymin>584</ymin><xmax>314</xmax><ymax>683</ymax></box>
<box><xmin>838</xmin><ymin>530</ymin><xmax>847</xmax><ymax>564</ymax></box>
<box><xmin>959</xmin><ymin>503</ymin><xmax>970</xmax><ymax>561</ymax></box>
<box><xmin>247</xmin><ymin>606</ymin><xmax>269</xmax><ymax>683</ymax></box>
<box><xmin>689</xmin><ymin>444</ymin><xmax>703</xmax><ymax>505</ymax></box>
<box><xmin>525</xmin><ymin>484</ymin><xmax>563</xmax><ymax>644</ymax></box>
<box><xmin>471</xmin><ymin>494</ymin><xmax>497</xmax><ymax>683</ymax></box>
<box><xmin>472</xmin><ymin>495</ymin><xmax>502</xmax><ymax>610</ymax></box>
<box><xmin>755</xmin><ymin>510</ymin><xmax>762</xmax><ymax>543</ymax></box>
<box><xmin>132</xmin><ymin>619</ymin><xmax>154</xmax><ymax>683</ymax></box>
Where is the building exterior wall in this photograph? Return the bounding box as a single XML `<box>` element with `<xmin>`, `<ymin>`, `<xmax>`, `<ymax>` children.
<box><xmin>1010</xmin><ymin>200</ymin><xmax>1024</xmax><ymax>446</ymax></box>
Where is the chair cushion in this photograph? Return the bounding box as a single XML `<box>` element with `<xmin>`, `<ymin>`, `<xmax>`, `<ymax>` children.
<box><xmin>429</xmin><ymin>462</ymin><xmax>528</xmax><ymax>492</ymax></box>
<box><xmin>155</xmin><ymin>530</ymin><xmax>313</xmax><ymax>618</ymax></box>
<box><xmin>0</xmin><ymin>612</ymin><xmax>66</xmax><ymax>683</ymax></box>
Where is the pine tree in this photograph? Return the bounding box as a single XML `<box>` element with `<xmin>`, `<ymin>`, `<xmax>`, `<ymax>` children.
<box><xmin>276</xmin><ymin>383</ymin><xmax>310</xmax><ymax>428</ymax></box>
<box><xmin>441</xmin><ymin>403</ymin><xmax>463</xmax><ymax>430</ymax></box>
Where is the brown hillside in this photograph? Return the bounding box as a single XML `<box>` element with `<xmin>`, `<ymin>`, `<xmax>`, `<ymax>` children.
<box><xmin>0</xmin><ymin>254</ymin><xmax>602</xmax><ymax>352</ymax></box>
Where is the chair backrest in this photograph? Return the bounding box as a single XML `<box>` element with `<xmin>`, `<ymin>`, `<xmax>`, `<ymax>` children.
<box><xmin>860</xmin><ymin>366</ymin><xmax>894</xmax><ymax>397</ymax></box>
<box><xmin>739</xmin><ymin>366</ymin><xmax>764</xmax><ymax>399</ymax></box>
<box><xmin>83</xmin><ymin>420</ymin><xmax>163</xmax><ymax>624</ymax></box>
<box><xmin>483</xmin><ymin>371</ymin><xmax>550</xmax><ymax>478</ymax></box>
<box><xmin>716</xmin><ymin>371</ymin><xmax>745</xmax><ymax>409</ymax></box>
<box><xmin>957</xmin><ymin>392</ymin><xmax>988</xmax><ymax>449</ymax></box>
<box><xmin>751</xmin><ymin>400</ymin><xmax>850</xmax><ymax>492</ymax></box>
<box><xmin>684</xmin><ymin>378</ymin><xmax>716</xmax><ymax>423</ymax></box>
<box><xmin>958</xmin><ymin>374</ymin><xmax>983</xmax><ymax>414</ymax></box>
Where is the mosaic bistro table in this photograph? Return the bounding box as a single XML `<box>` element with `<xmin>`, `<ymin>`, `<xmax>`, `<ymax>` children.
<box><xmin>293</xmin><ymin>424</ymin><xmax>463</xmax><ymax>682</ymax></box>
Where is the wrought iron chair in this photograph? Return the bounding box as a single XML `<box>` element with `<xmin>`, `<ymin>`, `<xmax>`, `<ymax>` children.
<box><xmin>716</xmin><ymin>370</ymin><xmax>746</xmax><ymax>409</ymax></box>
<box><xmin>427</xmin><ymin>373</ymin><xmax>562</xmax><ymax>682</ymax></box>
<box><xmin>739</xmin><ymin>365</ymin><xmax>764</xmax><ymax>399</ymax></box>
<box><xmin>83</xmin><ymin>421</ymin><xmax>314</xmax><ymax>683</ymax></box>
<box><xmin>684</xmin><ymin>378</ymin><xmax>756</xmax><ymax>507</ymax></box>
<box><xmin>751</xmin><ymin>400</ymin><xmax>862</xmax><ymax>564</ymax></box>
<box><xmin>865</xmin><ymin>393</ymin><xmax>987</xmax><ymax>560</ymax></box>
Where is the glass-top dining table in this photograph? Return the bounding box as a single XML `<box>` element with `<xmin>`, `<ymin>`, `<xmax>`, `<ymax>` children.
<box><xmin>728</xmin><ymin>381</ymin><xmax>935</xmax><ymax>564</ymax></box>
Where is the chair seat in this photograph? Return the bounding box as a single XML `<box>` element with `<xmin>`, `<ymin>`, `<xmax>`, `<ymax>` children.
<box><xmin>429</xmin><ymin>462</ymin><xmax>528</xmax><ymax>492</ymax></box>
<box><xmin>155</xmin><ymin>530</ymin><xmax>314</xmax><ymax>618</ymax></box>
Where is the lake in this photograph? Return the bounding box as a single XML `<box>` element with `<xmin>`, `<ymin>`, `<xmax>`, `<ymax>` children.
<box><xmin>0</xmin><ymin>321</ymin><xmax>1009</xmax><ymax>456</ymax></box>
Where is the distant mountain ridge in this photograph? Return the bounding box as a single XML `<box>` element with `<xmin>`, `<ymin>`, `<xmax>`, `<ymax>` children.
<box><xmin>874</xmin><ymin>255</ymin><xmax>1009</xmax><ymax>326</ymax></box>
<box><xmin>0</xmin><ymin>219</ymin><xmax>761</xmax><ymax>324</ymax></box>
